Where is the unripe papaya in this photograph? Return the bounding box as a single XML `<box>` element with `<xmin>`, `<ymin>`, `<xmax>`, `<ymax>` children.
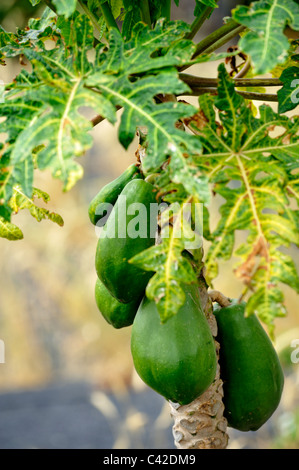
<box><xmin>214</xmin><ymin>301</ymin><xmax>284</xmax><ymax>432</ymax></box>
<box><xmin>88</xmin><ymin>164</ymin><xmax>142</xmax><ymax>226</ymax></box>
<box><xmin>131</xmin><ymin>283</ymin><xmax>217</xmax><ymax>405</ymax></box>
<box><xmin>95</xmin><ymin>277</ymin><xmax>141</xmax><ymax>329</ymax></box>
<box><xmin>95</xmin><ymin>179</ymin><xmax>157</xmax><ymax>303</ymax></box>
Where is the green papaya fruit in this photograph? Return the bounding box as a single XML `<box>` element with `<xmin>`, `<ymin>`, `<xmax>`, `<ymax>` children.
<box><xmin>131</xmin><ymin>283</ymin><xmax>217</xmax><ymax>405</ymax></box>
<box><xmin>214</xmin><ymin>301</ymin><xmax>284</xmax><ymax>432</ymax></box>
<box><xmin>95</xmin><ymin>179</ymin><xmax>157</xmax><ymax>303</ymax></box>
<box><xmin>95</xmin><ymin>277</ymin><xmax>141</xmax><ymax>329</ymax></box>
<box><xmin>88</xmin><ymin>163</ymin><xmax>142</xmax><ymax>226</ymax></box>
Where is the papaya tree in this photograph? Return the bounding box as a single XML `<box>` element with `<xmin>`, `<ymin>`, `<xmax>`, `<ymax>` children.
<box><xmin>0</xmin><ymin>0</ymin><xmax>298</xmax><ymax>450</ymax></box>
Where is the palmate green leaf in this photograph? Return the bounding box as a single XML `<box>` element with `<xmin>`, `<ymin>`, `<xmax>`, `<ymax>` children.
<box><xmin>271</xmin><ymin>39</ymin><xmax>299</xmax><ymax>78</ymax></box>
<box><xmin>278</xmin><ymin>66</ymin><xmax>299</xmax><ymax>113</ymax></box>
<box><xmin>0</xmin><ymin>16</ymin><xmax>203</xmax><ymax>240</ymax></box>
<box><xmin>1</xmin><ymin>13</ymin><xmax>116</xmax><ymax>193</ymax></box>
<box><xmin>9</xmin><ymin>70</ymin><xmax>115</xmax><ymax>191</ymax></box>
<box><xmin>87</xmin><ymin>21</ymin><xmax>208</xmax><ymax>202</ymax></box>
<box><xmin>130</xmin><ymin>199</ymin><xmax>201</xmax><ymax>322</ymax></box>
<box><xmin>193</xmin><ymin>64</ymin><xmax>299</xmax><ymax>331</ymax></box>
<box><xmin>233</xmin><ymin>0</ymin><xmax>299</xmax><ymax>75</ymax></box>
<box><xmin>0</xmin><ymin>12</ymin><xmax>116</xmax><ymax>237</ymax></box>
<box><xmin>97</xmin><ymin>20</ymin><xmax>194</xmax><ymax>75</ymax></box>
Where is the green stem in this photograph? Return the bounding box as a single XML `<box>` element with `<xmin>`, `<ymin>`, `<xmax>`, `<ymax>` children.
<box><xmin>196</xmin><ymin>25</ymin><xmax>246</xmax><ymax>57</ymax></box>
<box><xmin>179</xmin><ymin>74</ymin><xmax>218</xmax><ymax>87</ymax></box>
<box><xmin>140</xmin><ymin>0</ymin><xmax>152</xmax><ymax>27</ymax></box>
<box><xmin>77</xmin><ymin>0</ymin><xmax>105</xmax><ymax>35</ymax></box>
<box><xmin>99</xmin><ymin>0</ymin><xmax>119</xmax><ymax>30</ymax></box>
<box><xmin>179</xmin><ymin>73</ymin><xmax>282</xmax><ymax>88</ymax></box>
<box><xmin>193</xmin><ymin>19</ymin><xmax>246</xmax><ymax>57</ymax></box>
<box><xmin>186</xmin><ymin>3</ymin><xmax>218</xmax><ymax>40</ymax></box>
<box><xmin>160</xmin><ymin>0</ymin><xmax>171</xmax><ymax>22</ymax></box>
<box><xmin>184</xmin><ymin>87</ymin><xmax>217</xmax><ymax>97</ymax></box>
<box><xmin>234</xmin><ymin>57</ymin><xmax>251</xmax><ymax>79</ymax></box>
<box><xmin>234</xmin><ymin>78</ymin><xmax>282</xmax><ymax>87</ymax></box>
<box><xmin>179</xmin><ymin>20</ymin><xmax>246</xmax><ymax>72</ymax></box>
<box><xmin>186</xmin><ymin>87</ymin><xmax>278</xmax><ymax>102</ymax></box>
<box><xmin>236</xmin><ymin>91</ymin><xmax>278</xmax><ymax>102</ymax></box>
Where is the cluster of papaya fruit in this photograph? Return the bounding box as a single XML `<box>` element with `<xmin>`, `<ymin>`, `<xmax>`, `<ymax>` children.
<box><xmin>89</xmin><ymin>164</ymin><xmax>284</xmax><ymax>433</ymax></box>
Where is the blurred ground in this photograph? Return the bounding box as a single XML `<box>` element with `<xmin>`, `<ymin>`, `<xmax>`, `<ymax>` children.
<box><xmin>0</xmin><ymin>0</ymin><xmax>298</xmax><ymax>450</ymax></box>
<box><xmin>0</xmin><ymin>368</ymin><xmax>298</xmax><ymax>450</ymax></box>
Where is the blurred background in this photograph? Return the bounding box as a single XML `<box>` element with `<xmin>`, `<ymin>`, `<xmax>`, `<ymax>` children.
<box><xmin>0</xmin><ymin>0</ymin><xmax>298</xmax><ymax>450</ymax></box>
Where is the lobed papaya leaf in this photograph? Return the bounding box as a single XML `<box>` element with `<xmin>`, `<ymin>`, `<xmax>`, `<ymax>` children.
<box><xmin>0</xmin><ymin>12</ymin><xmax>116</xmax><ymax>237</ymax></box>
<box><xmin>130</xmin><ymin>198</ymin><xmax>200</xmax><ymax>323</ymax></box>
<box><xmin>87</xmin><ymin>21</ymin><xmax>208</xmax><ymax>201</ymax></box>
<box><xmin>0</xmin><ymin>15</ymin><xmax>206</xmax><ymax>240</ymax></box>
<box><xmin>192</xmin><ymin>64</ymin><xmax>299</xmax><ymax>331</ymax></box>
<box><xmin>233</xmin><ymin>0</ymin><xmax>299</xmax><ymax>75</ymax></box>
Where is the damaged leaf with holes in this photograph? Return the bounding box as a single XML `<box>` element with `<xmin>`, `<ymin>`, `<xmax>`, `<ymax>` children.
<box><xmin>189</xmin><ymin>64</ymin><xmax>299</xmax><ymax>333</ymax></box>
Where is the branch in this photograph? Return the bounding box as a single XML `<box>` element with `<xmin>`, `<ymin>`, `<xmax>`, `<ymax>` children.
<box><xmin>193</xmin><ymin>19</ymin><xmax>246</xmax><ymax>58</ymax></box>
<box><xmin>140</xmin><ymin>0</ymin><xmax>152</xmax><ymax>27</ymax></box>
<box><xmin>236</xmin><ymin>91</ymin><xmax>278</xmax><ymax>102</ymax></box>
<box><xmin>234</xmin><ymin>57</ymin><xmax>251</xmax><ymax>79</ymax></box>
<box><xmin>186</xmin><ymin>87</ymin><xmax>279</xmax><ymax>102</ymax></box>
<box><xmin>208</xmin><ymin>290</ymin><xmax>231</xmax><ymax>307</ymax></box>
<box><xmin>185</xmin><ymin>6</ymin><xmax>214</xmax><ymax>40</ymax></box>
<box><xmin>179</xmin><ymin>73</ymin><xmax>282</xmax><ymax>88</ymax></box>
<box><xmin>91</xmin><ymin>114</ymin><xmax>105</xmax><ymax>127</ymax></box>
<box><xmin>43</xmin><ymin>0</ymin><xmax>57</xmax><ymax>13</ymax></box>
<box><xmin>91</xmin><ymin>105</ymin><xmax>122</xmax><ymax>127</ymax></box>
<box><xmin>197</xmin><ymin>26</ymin><xmax>246</xmax><ymax>58</ymax></box>
<box><xmin>99</xmin><ymin>0</ymin><xmax>119</xmax><ymax>30</ymax></box>
<box><xmin>179</xmin><ymin>74</ymin><xmax>218</xmax><ymax>87</ymax></box>
<box><xmin>89</xmin><ymin>75</ymin><xmax>279</xmax><ymax>129</ymax></box>
<box><xmin>160</xmin><ymin>0</ymin><xmax>171</xmax><ymax>22</ymax></box>
<box><xmin>234</xmin><ymin>78</ymin><xmax>282</xmax><ymax>87</ymax></box>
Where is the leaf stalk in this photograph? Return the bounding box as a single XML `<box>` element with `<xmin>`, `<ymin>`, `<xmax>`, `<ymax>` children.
<box><xmin>179</xmin><ymin>73</ymin><xmax>282</xmax><ymax>88</ymax></box>
<box><xmin>160</xmin><ymin>0</ymin><xmax>172</xmax><ymax>22</ymax></box>
<box><xmin>186</xmin><ymin>6</ymin><xmax>214</xmax><ymax>40</ymax></box>
<box><xmin>193</xmin><ymin>19</ymin><xmax>246</xmax><ymax>58</ymax></box>
<box><xmin>99</xmin><ymin>0</ymin><xmax>119</xmax><ymax>30</ymax></box>
<box><xmin>186</xmin><ymin>87</ymin><xmax>278</xmax><ymax>102</ymax></box>
<box><xmin>140</xmin><ymin>0</ymin><xmax>152</xmax><ymax>27</ymax></box>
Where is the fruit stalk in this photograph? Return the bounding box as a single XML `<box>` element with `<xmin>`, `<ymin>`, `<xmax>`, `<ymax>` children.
<box><xmin>169</xmin><ymin>272</ymin><xmax>229</xmax><ymax>449</ymax></box>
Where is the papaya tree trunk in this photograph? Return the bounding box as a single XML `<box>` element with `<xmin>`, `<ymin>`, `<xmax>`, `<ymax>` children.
<box><xmin>169</xmin><ymin>274</ymin><xmax>229</xmax><ymax>449</ymax></box>
<box><xmin>136</xmin><ymin>119</ymin><xmax>229</xmax><ymax>449</ymax></box>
